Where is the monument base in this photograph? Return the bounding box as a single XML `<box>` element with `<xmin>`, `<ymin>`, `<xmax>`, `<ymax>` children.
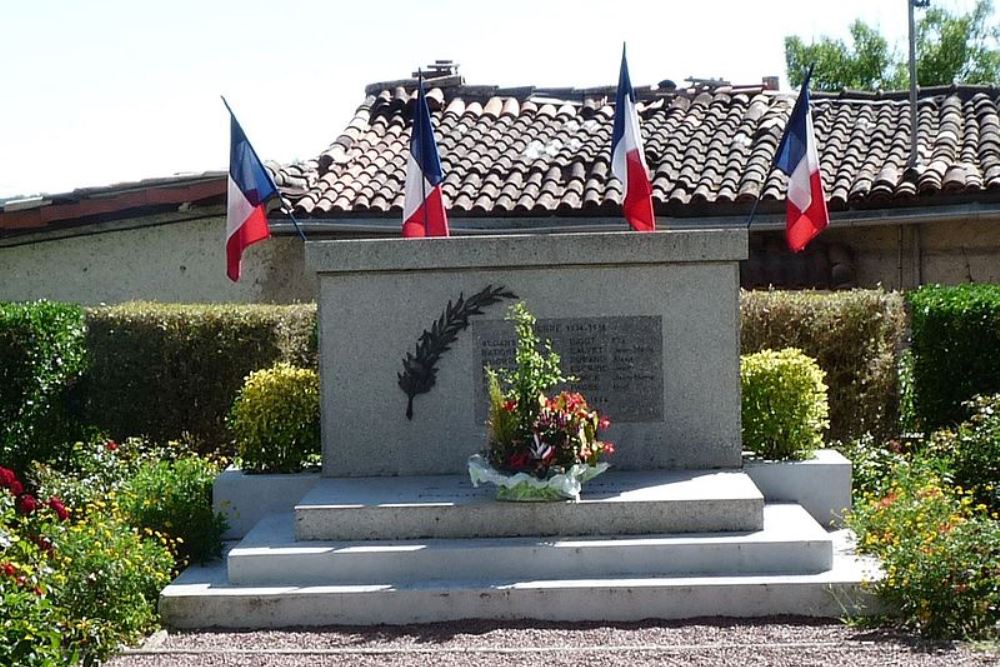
<box><xmin>160</xmin><ymin>468</ymin><xmax>880</xmax><ymax>628</ymax></box>
<box><xmin>294</xmin><ymin>469</ymin><xmax>764</xmax><ymax>540</ymax></box>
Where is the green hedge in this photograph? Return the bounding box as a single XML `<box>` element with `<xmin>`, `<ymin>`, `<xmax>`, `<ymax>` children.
<box><xmin>909</xmin><ymin>284</ymin><xmax>1000</xmax><ymax>430</ymax></box>
<box><xmin>82</xmin><ymin>302</ymin><xmax>316</xmax><ymax>451</ymax></box>
<box><xmin>0</xmin><ymin>292</ymin><xmax>915</xmax><ymax>458</ymax></box>
<box><xmin>0</xmin><ymin>301</ymin><xmax>87</xmax><ymax>467</ymax></box>
<box><xmin>740</xmin><ymin>289</ymin><xmax>906</xmax><ymax>443</ymax></box>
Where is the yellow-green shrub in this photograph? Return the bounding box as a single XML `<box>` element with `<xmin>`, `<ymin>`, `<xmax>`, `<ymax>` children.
<box><xmin>229</xmin><ymin>363</ymin><xmax>320</xmax><ymax>473</ymax></box>
<box><xmin>741</xmin><ymin>348</ymin><xmax>829</xmax><ymax>460</ymax></box>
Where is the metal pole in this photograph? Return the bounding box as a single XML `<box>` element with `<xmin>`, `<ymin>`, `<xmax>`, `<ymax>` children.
<box><xmin>907</xmin><ymin>0</ymin><xmax>920</xmax><ymax>170</ymax></box>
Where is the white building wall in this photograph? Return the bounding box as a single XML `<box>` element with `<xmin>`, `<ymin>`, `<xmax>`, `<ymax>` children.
<box><xmin>0</xmin><ymin>216</ymin><xmax>315</xmax><ymax>304</ymax></box>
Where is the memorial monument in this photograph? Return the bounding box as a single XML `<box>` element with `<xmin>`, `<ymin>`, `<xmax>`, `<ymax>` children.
<box><xmin>160</xmin><ymin>229</ymin><xmax>873</xmax><ymax>627</ymax></box>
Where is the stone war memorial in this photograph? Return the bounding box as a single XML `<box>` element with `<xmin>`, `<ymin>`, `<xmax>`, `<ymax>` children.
<box><xmin>161</xmin><ymin>229</ymin><xmax>872</xmax><ymax>627</ymax></box>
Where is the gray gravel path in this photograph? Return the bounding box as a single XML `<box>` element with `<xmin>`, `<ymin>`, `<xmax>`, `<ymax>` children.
<box><xmin>109</xmin><ymin>618</ymin><xmax>1000</xmax><ymax>666</ymax></box>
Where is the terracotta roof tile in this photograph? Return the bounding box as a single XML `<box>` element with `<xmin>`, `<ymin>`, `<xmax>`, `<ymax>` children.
<box><xmin>274</xmin><ymin>80</ymin><xmax>1000</xmax><ymax>218</ymax></box>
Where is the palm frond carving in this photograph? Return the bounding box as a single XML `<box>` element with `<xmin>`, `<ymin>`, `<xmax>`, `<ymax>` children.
<box><xmin>398</xmin><ymin>284</ymin><xmax>517</xmax><ymax>420</ymax></box>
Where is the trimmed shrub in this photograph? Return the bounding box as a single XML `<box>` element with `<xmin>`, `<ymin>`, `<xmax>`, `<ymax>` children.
<box><xmin>741</xmin><ymin>348</ymin><xmax>829</xmax><ymax>460</ymax></box>
<box><xmin>0</xmin><ymin>301</ymin><xmax>88</xmax><ymax>468</ymax></box>
<box><xmin>230</xmin><ymin>363</ymin><xmax>321</xmax><ymax>473</ymax></box>
<box><xmin>908</xmin><ymin>284</ymin><xmax>1000</xmax><ymax>431</ymax></box>
<box><xmin>741</xmin><ymin>289</ymin><xmax>906</xmax><ymax>442</ymax></box>
<box><xmin>82</xmin><ymin>302</ymin><xmax>316</xmax><ymax>452</ymax></box>
<box><xmin>120</xmin><ymin>456</ymin><xmax>228</xmax><ymax>565</ymax></box>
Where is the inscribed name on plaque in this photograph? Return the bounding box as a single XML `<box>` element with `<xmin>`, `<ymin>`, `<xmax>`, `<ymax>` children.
<box><xmin>473</xmin><ymin>316</ymin><xmax>664</xmax><ymax>423</ymax></box>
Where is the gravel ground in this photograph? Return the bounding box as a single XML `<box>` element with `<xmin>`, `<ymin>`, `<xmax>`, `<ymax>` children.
<box><xmin>108</xmin><ymin>617</ymin><xmax>1000</xmax><ymax>666</ymax></box>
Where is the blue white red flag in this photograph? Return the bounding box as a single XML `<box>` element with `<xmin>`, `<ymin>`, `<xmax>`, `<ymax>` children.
<box><xmin>611</xmin><ymin>45</ymin><xmax>655</xmax><ymax>232</ymax></box>
<box><xmin>224</xmin><ymin>101</ymin><xmax>277</xmax><ymax>281</ymax></box>
<box><xmin>402</xmin><ymin>76</ymin><xmax>449</xmax><ymax>237</ymax></box>
<box><xmin>774</xmin><ymin>71</ymin><xmax>829</xmax><ymax>252</ymax></box>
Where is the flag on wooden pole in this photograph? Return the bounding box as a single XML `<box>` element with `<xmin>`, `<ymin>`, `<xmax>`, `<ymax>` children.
<box><xmin>222</xmin><ymin>99</ymin><xmax>278</xmax><ymax>281</ymax></box>
<box><xmin>774</xmin><ymin>70</ymin><xmax>829</xmax><ymax>252</ymax></box>
<box><xmin>611</xmin><ymin>44</ymin><xmax>655</xmax><ymax>232</ymax></box>
<box><xmin>402</xmin><ymin>74</ymin><xmax>449</xmax><ymax>237</ymax></box>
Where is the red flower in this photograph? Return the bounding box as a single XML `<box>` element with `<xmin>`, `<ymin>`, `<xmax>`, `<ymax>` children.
<box><xmin>0</xmin><ymin>466</ymin><xmax>15</xmax><ymax>489</ymax></box>
<box><xmin>507</xmin><ymin>452</ymin><xmax>532</xmax><ymax>470</ymax></box>
<box><xmin>15</xmin><ymin>494</ymin><xmax>38</xmax><ymax>515</ymax></box>
<box><xmin>47</xmin><ymin>497</ymin><xmax>69</xmax><ymax>521</ymax></box>
<box><xmin>2</xmin><ymin>563</ymin><xmax>15</xmax><ymax>577</ymax></box>
<box><xmin>105</xmin><ymin>440</ymin><xmax>119</xmax><ymax>452</ymax></box>
<box><xmin>7</xmin><ymin>479</ymin><xmax>23</xmax><ymax>497</ymax></box>
<box><xmin>502</xmin><ymin>400</ymin><xmax>517</xmax><ymax>413</ymax></box>
<box><xmin>598</xmin><ymin>417</ymin><xmax>611</xmax><ymax>431</ymax></box>
<box><xmin>30</xmin><ymin>534</ymin><xmax>54</xmax><ymax>554</ymax></box>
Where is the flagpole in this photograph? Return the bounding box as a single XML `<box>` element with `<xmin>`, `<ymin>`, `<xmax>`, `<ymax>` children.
<box><xmin>745</xmin><ymin>64</ymin><xmax>814</xmax><ymax>231</ymax></box>
<box><xmin>418</xmin><ymin>70</ymin><xmax>429</xmax><ymax>236</ymax></box>
<box><xmin>221</xmin><ymin>96</ymin><xmax>307</xmax><ymax>242</ymax></box>
<box><xmin>281</xmin><ymin>203</ymin><xmax>308</xmax><ymax>241</ymax></box>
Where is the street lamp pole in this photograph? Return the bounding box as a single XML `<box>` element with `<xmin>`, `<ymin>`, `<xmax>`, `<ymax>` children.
<box><xmin>907</xmin><ymin>0</ymin><xmax>930</xmax><ymax>171</ymax></box>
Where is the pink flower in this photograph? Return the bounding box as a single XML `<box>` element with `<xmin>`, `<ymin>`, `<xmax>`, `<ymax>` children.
<box><xmin>603</xmin><ymin>442</ymin><xmax>616</xmax><ymax>456</ymax></box>
<box><xmin>598</xmin><ymin>417</ymin><xmax>611</xmax><ymax>431</ymax></box>
<box><xmin>15</xmin><ymin>494</ymin><xmax>38</xmax><ymax>515</ymax></box>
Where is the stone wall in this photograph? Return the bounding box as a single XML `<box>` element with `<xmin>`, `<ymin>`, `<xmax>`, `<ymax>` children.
<box><xmin>0</xmin><ymin>214</ymin><xmax>996</xmax><ymax>305</ymax></box>
<box><xmin>0</xmin><ymin>216</ymin><xmax>315</xmax><ymax>304</ymax></box>
<box><xmin>824</xmin><ymin>218</ymin><xmax>1000</xmax><ymax>289</ymax></box>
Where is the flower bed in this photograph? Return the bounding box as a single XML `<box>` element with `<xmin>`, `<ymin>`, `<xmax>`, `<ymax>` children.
<box><xmin>1</xmin><ymin>463</ymin><xmax>175</xmax><ymax>666</ymax></box>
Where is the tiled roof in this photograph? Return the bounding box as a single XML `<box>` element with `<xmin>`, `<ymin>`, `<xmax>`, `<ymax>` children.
<box><xmin>273</xmin><ymin>78</ymin><xmax>1000</xmax><ymax>219</ymax></box>
<box><xmin>0</xmin><ymin>173</ymin><xmax>226</xmax><ymax>233</ymax></box>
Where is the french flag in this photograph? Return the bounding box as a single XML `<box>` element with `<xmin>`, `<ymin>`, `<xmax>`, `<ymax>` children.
<box><xmin>402</xmin><ymin>76</ymin><xmax>449</xmax><ymax>238</ymax></box>
<box><xmin>774</xmin><ymin>70</ymin><xmax>829</xmax><ymax>252</ymax></box>
<box><xmin>224</xmin><ymin>101</ymin><xmax>277</xmax><ymax>282</ymax></box>
<box><xmin>611</xmin><ymin>45</ymin><xmax>655</xmax><ymax>232</ymax></box>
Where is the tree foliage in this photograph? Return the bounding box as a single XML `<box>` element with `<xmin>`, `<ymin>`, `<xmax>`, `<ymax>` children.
<box><xmin>786</xmin><ymin>0</ymin><xmax>1000</xmax><ymax>91</ymax></box>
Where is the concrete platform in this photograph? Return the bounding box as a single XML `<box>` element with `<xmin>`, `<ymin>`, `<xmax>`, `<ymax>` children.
<box><xmin>295</xmin><ymin>469</ymin><xmax>764</xmax><ymax>540</ymax></box>
<box><xmin>232</xmin><ymin>504</ymin><xmax>831</xmax><ymax>586</ymax></box>
<box><xmin>160</xmin><ymin>528</ymin><xmax>879</xmax><ymax>628</ymax></box>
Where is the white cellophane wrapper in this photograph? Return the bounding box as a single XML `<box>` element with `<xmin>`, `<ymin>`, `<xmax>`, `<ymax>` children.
<box><xmin>467</xmin><ymin>453</ymin><xmax>609</xmax><ymax>502</ymax></box>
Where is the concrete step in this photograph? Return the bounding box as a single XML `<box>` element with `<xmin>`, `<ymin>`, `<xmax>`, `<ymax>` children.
<box><xmin>231</xmin><ymin>505</ymin><xmax>830</xmax><ymax>587</ymax></box>
<box><xmin>294</xmin><ymin>469</ymin><xmax>764</xmax><ymax>540</ymax></box>
<box><xmin>160</xmin><ymin>530</ymin><xmax>880</xmax><ymax>628</ymax></box>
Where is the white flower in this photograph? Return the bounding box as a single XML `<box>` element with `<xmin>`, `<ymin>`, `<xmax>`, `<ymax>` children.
<box><xmin>531</xmin><ymin>433</ymin><xmax>553</xmax><ymax>461</ymax></box>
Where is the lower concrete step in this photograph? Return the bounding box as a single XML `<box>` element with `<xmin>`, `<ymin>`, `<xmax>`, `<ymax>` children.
<box><xmin>160</xmin><ymin>530</ymin><xmax>880</xmax><ymax>628</ymax></box>
<box><xmin>294</xmin><ymin>469</ymin><xmax>764</xmax><ymax>540</ymax></box>
<box><xmin>231</xmin><ymin>504</ymin><xmax>830</xmax><ymax>586</ymax></box>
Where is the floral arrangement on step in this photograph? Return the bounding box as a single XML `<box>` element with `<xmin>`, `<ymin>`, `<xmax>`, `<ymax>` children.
<box><xmin>468</xmin><ymin>302</ymin><xmax>614</xmax><ymax>501</ymax></box>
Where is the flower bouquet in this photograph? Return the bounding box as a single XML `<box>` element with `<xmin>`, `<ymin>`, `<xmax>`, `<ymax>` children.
<box><xmin>468</xmin><ymin>303</ymin><xmax>614</xmax><ymax>501</ymax></box>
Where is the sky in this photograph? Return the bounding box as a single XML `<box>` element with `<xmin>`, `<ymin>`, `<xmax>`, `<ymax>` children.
<box><xmin>0</xmin><ymin>0</ymin><xmax>991</xmax><ymax>199</ymax></box>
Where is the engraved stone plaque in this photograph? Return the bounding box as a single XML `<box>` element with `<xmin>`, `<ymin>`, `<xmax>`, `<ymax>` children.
<box><xmin>473</xmin><ymin>316</ymin><xmax>664</xmax><ymax>423</ymax></box>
